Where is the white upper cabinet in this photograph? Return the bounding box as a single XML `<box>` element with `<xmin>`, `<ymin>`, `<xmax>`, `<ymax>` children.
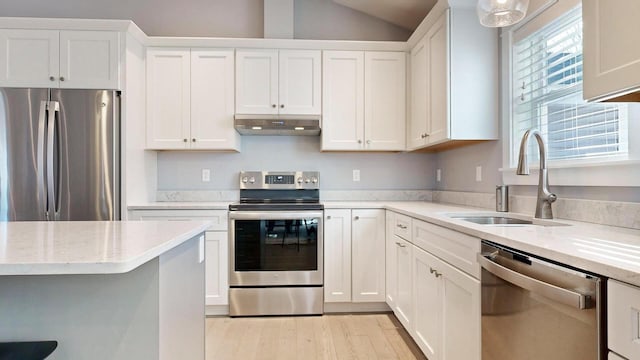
<box><xmin>191</xmin><ymin>50</ymin><xmax>239</xmax><ymax>150</ymax></box>
<box><xmin>146</xmin><ymin>48</ymin><xmax>191</xmax><ymax>150</ymax></box>
<box><xmin>279</xmin><ymin>50</ymin><xmax>322</xmax><ymax>115</ymax></box>
<box><xmin>322</xmin><ymin>51</ymin><xmax>364</xmax><ymax>151</ymax></box>
<box><xmin>0</xmin><ymin>29</ymin><xmax>119</xmax><ymax>89</ymax></box>
<box><xmin>236</xmin><ymin>50</ymin><xmax>279</xmax><ymax>114</ymax></box>
<box><xmin>236</xmin><ymin>49</ymin><xmax>321</xmax><ymax>115</ymax></box>
<box><xmin>583</xmin><ymin>0</ymin><xmax>640</xmax><ymax>102</ymax></box>
<box><xmin>408</xmin><ymin>7</ymin><xmax>498</xmax><ymax>151</ymax></box>
<box><xmin>364</xmin><ymin>52</ymin><xmax>406</xmax><ymax>151</ymax></box>
<box><xmin>351</xmin><ymin>209</ymin><xmax>386</xmax><ymax>302</ymax></box>
<box><xmin>323</xmin><ymin>50</ymin><xmax>406</xmax><ymax>151</ymax></box>
<box><xmin>146</xmin><ymin>48</ymin><xmax>239</xmax><ymax>151</ymax></box>
<box><xmin>59</xmin><ymin>31</ymin><xmax>119</xmax><ymax>89</ymax></box>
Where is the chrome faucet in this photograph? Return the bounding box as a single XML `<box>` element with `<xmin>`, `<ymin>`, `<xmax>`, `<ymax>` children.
<box><xmin>516</xmin><ymin>129</ymin><xmax>557</xmax><ymax>219</ymax></box>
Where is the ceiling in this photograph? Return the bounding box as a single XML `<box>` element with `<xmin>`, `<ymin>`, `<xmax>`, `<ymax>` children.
<box><xmin>332</xmin><ymin>0</ymin><xmax>437</xmax><ymax>30</ymax></box>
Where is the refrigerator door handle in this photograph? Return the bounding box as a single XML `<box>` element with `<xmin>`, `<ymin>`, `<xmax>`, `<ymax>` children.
<box><xmin>37</xmin><ymin>100</ymin><xmax>49</xmax><ymax>219</ymax></box>
<box><xmin>46</xmin><ymin>101</ymin><xmax>60</xmax><ymax>220</ymax></box>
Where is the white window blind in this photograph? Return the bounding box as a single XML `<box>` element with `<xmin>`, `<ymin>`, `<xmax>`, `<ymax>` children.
<box><xmin>511</xmin><ymin>6</ymin><xmax>629</xmax><ymax>166</ymax></box>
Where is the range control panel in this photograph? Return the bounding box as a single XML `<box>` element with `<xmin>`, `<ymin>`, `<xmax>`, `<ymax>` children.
<box><xmin>239</xmin><ymin>171</ymin><xmax>320</xmax><ymax>190</ymax></box>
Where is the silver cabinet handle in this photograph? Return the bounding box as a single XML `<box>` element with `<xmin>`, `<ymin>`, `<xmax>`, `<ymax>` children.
<box><xmin>396</xmin><ymin>224</ymin><xmax>407</xmax><ymax>229</ymax></box>
<box><xmin>272</xmin><ymin>104</ymin><xmax>277</xmax><ymax>108</ymax></box>
<box><xmin>395</xmin><ymin>242</ymin><xmax>406</xmax><ymax>248</ymax></box>
<box><xmin>326</xmin><ymin>215</ymin><xmax>332</xmax><ymax>220</ymax></box>
<box><xmin>183</xmin><ymin>139</ymin><xmax>188</xmax><ymax>142</ymax></box>
<box><xmin>192</xmin><ymin>138</ymin><xmax>196</xmax><ymax>142</ymax></box>
<box><xmin>430</xmin><ymin>267</ymin><xmax>442</xmax><ymax>277</ymax></box>
<box><xmin>280</xmin><ymin>104</ymin><xmax>285</xmax><ymax>108</ymax></box>
<box><xmin>366</xmin><ymin>140</ymin><xmax>371</xmax><ymax>144</ymax></box>
<box><xmin>59</xmin><ymin>76</ymin><xmax>65</xmax><ymax>81</ymax></box>
<box><xmin>477</xmin><ymin>253</ymin><xmax>591</xmax><ymax>309</ymax></box>
<box><xmin>358</xmin><ymin>140</ymin><xmax>362</xmax><ymax>144</ymax></box>
<box><xmin>49</xmin><ymin>76</ymin><xmax>55</xmax><ymax>81</ymax></box>
<box><xmin>354</xmin><ymin>216</ymin><xmax>360</xmax><ymax>220</ymax></box>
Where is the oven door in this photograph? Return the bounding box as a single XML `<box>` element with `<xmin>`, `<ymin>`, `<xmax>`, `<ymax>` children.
<box><xmin>229</xmin><ymin>211</ymin><xmax>323</xmax><ymax>286</ymax></box>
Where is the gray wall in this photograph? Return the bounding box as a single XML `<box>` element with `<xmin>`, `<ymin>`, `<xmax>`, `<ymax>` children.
<box><xmin>434</xmin><ymin>141</ymin><xmax>640</xmax><ymax>203</ymax></box>
<box><xmin>157</xmin><ymin>136</ymin><xmax>435</xmax><ymax>190</ymax></box>
<box><xmin>0</xmin><ymin>0</ymin><xmax>410</xmax><ymax>40</ymax></box>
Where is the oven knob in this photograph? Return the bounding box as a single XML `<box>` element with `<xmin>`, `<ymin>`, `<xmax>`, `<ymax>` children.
<box><xmin>297</xmin><ymin>177</ymin><xmax>303</xmax><ymax>184</ymax></box>
<box><xmin>241</xmin><ymin>176</ymin><xmax>248</xmax><ymax>183</ymax></box>
<box><xmin>305</xmin><ymin>178</ymin><xmax>310</xmax><ymax>183</ymax></box>
<box><xmin>249</xmin><ymin>177</ymin><xmax>256</xmax><ymax>184</ymax></box>
<box><xmin>311</xmin><ymin>177</ymin><xmax>318</xmax><ymax>184</ymax></box>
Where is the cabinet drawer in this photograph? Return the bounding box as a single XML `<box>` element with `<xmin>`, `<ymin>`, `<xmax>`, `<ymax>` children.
<box><xmin>393</xmin><ymin>213</ymin><xmax>412</xmax><ymax>240</ymax></box>
<box><xmin>608</xmin><ymin>279</ymin><xmax>640</xmax><ymax>360</ymax></box>
<box><xmin>128</xmin><ymin>209</ymin><xmax>228</xmax><ymax>231</ymax></box>
<box><xmin>412</xmin><ymin>219</ymin><xmax>480</xmax><ymax>279</ymax></box>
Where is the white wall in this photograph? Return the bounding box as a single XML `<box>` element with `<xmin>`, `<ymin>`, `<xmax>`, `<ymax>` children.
<box><xmin>0</xmin><ymin>0</ymin><xmax>410</xmax><ymax>40</ymax></box>
<box><xmin>157</xmin><ymin>136</ymin><xmax>435</xmax><ymax>190</ymax></box>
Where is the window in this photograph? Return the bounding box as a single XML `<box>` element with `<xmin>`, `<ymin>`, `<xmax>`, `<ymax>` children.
<box><xmin>510</xmin><ymin>6</ymin><xmax>631</xmax><ymax>167</ymax></box>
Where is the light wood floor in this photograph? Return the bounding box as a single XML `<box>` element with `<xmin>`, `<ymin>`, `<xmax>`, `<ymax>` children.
<box><xmin>206</xmin><ymin>313</ymin><xmax>426</xmax><ymax>360</ymax></box>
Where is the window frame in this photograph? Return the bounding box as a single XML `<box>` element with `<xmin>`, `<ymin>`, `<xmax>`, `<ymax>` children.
<box><xmin>500</xmin><ymin>0</ymin><xmax>640</xmax><ymax>187</ymax></box>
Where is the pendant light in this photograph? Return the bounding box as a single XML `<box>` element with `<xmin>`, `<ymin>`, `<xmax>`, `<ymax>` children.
<box><xmin>477</xmin><ymin>0</ymin><xmax>530</xmax><ymax>27</ymax></box>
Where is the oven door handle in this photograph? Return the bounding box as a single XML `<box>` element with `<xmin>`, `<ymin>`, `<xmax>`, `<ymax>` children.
<box><xmin>229</xmin><ymin>211</ymin><xmax>324</xmax><ymax>221</ymax></box>
<box><xmin>477</xmin><ymin>253</ymin><xmax>591</xmax><ymax>310</ymax></box>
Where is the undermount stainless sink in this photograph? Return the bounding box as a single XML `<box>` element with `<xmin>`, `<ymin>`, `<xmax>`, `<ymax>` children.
<box><xmin>445</xmin><ymin>213</ymin><xmax>570</xmax><ymax>227</ymax></box>
<box><xmin>450</xmin><ymin>216</ymin><xmax>533</xmax><ymax>225</ymax></box>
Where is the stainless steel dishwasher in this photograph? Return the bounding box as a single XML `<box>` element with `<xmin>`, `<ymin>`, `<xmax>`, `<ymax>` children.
<box><xmin>478</xmin><ymin>241</ymin><xmax>605</xmax><ymax>360</ymax></box>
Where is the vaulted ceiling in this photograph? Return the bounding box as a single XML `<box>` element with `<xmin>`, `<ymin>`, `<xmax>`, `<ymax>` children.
<box><xmin>332</xmin><ymin>0</ymin><xmax>437</xmax><ymax>30</ymax></box>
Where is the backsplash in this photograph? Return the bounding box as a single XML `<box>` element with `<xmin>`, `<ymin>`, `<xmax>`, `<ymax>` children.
<box><xmin>433</xmin><ymin>190</ymin><xmax>640</xmax><ymax>230</ymax></box>
<box><xmin>155</xmin><ymin>190</ymin><xmax>432</xmax><ymax>202</ymax></box>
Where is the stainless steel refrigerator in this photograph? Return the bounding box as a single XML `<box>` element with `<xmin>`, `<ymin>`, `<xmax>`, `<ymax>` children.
<box><xmin>0</xmin><ymin>88</ymin><xmax>120</xmax><ymax>221</ymax></box>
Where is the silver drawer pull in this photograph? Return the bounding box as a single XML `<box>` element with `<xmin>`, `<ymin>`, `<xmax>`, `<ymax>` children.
<box><xmin>396</xmin><ymin>224</ymin><xmax>407</xmax><ymax>229</ymax></box>
<box><xmin>430</xmin><ymin>267</ymin><xmax>442</xmax><ymax>278</ymax></box>
<box><xmin>395</xmin><ymin>242</ymin><xmax>406</xmax><ymax>248</ymax></box>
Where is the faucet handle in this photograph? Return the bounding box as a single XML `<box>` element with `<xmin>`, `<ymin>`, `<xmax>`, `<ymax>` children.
<box><xmin>548</xmin><ymin>193</ymin><xmax>557</xmax><ymax>203</ymax></box>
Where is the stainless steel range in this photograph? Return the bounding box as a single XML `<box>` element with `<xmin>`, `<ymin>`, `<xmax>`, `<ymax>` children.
<box><xmin>228</xmin><ymin>171</ymin><xmax>323</xmax><ymax>316</ymax></box>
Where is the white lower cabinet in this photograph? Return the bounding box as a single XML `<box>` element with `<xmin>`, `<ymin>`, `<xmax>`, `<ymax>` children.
<box><xmin>387</xmin><ymin>211</ymin><xmax>481</xmax><ymax>360</ymax></box>
<box><xmin>324</xmin><ymin>208</ymin><xmax>385</xmax><ymax>303</ymax></box>
<box><xmin>608</xmin><ymin>279</ymin><xmax>640</xmax><ymax>360</ymax></box>
<box><xmin>128</xmin><ymin>209</ymin><xmax>229</xmax><ymax>310</ymax></box>
<box><xmin>394</xmin><ymin>235</ymin><xmax>414</xmax><ymax>331</ymax></box>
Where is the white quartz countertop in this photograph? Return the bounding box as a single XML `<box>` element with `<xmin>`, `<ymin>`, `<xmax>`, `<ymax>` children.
<box><xmin>128</xmin><ymin>202</ymin><xmax>231</xmax><ymax>210</ymax></box>
<box><xmin>0</xmin><ymin>221</ymin><xmax>211</xmax><ymax>275</ymax></box>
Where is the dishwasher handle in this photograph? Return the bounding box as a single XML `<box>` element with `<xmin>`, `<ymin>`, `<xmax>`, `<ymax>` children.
<box><xmin>477</xmin><ymin>253</ymin><xmax>592</xmax><ymax>310</ymax></box>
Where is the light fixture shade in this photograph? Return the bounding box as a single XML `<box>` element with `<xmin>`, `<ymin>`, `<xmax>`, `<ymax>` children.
<box><xmin>477</xmin><ymin>0</ymin><xmax>530</xmax><ymax>27</ymax></box>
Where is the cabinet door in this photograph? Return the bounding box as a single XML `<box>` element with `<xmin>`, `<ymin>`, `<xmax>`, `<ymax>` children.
<box><xmin>413</xmin><ymin>246</ymin><xmax>441</xmax><ymax>360</ymax></box>
<box><xmin>440</xmin><ymin>257</ymin><xmax>480</xmax><ymax>360</ymax></box>
<box><xmin>608</xmin><ymin>279</ymin><xmax>640</xmax><ymax>360</ymax></box>
<box><xmin>205</xmin><ymin>231</ymin><xmax>229</xmax><ymax>306</ymax></box>
<box><xmin>59</xmin><ymin>31</ymin><xmax>120</xmax><ymax>89</ymax></box>
<box><xmin>321</xmin><ymin>51</ymin><xmax>365</xmax><ymax>151</ymax></box>
<box><xmin>583</xmin><ymin>0</ymin><xmax>640</xmax><ymax>101</ymax></box>
<box><xmin>236</xmin><ymin>50</ymin><xmax>278</xmax><ymax>114</ymax></box>
<box><xmin>324</xmin><ymin>209</ymin><xmax>352</xmax><ymax>303</ymax></box>
<box><xmin>409</xmin><ymin>36</ymin><xmax>428</xmax><ymax>149</ymax></box>
<box><xmin>364</xmin><ymin>52</ymin><xmax>406</xmax><ymax>151</ymax></box>
<box><xmin>426</xmin><ymin>12</ymin><xmax>449</xmax><ymax>144</ymax></box>
<box><xmin>0</xmin><ymin>29</ymin><xmax>59</xmax><ymax>88</ymax></box>
<box><xmin>395</xmin><ymin>236</ymin><xmax>413</xmax><ymax>331</ymax></box>
<box><xmin>352</xmin><ymin>209</ymin><xmax>385</xmax><ymax>302</ymax></box>
<box><xmin>191</xmin><ymin>49</ymin><xmax>239</xmax><ymax>151</ymax></box>
<box><xmin>146</xmin><ymin>48</ymin><xmax>191</xmax><ymax>149</ymax></box>
<box><xmin>279</xmin><ymin>50</ymin><xmax>321</xmax><ymax>115</ymax></box>
<box><xmin>385</xmin><ymin>211</ymin><xmax>397</xmax><ymax>308</ymax></box>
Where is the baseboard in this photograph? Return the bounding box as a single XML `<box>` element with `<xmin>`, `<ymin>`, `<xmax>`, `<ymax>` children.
<box><xmin>323</xmin><ymin>302</ymin><xmax>392</xmax><ymax>313</ymax></box>
<box><xmin>206</xmin><ymin>305</ymin><xmax>229</xmax><ymax>316</ymax></box>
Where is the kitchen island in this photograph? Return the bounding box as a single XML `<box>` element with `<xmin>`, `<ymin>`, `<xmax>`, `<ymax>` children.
<box><xmin>0</xmin><ymin>220</ymin><xmax>210</xmax><ymax>360</ymax></box>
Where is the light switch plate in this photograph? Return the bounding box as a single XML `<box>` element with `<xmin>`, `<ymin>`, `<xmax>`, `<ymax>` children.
<box><xmin>437</xmin><ymin>169</ymin><xmax>442</xmax><ymax>182</ymax></box>
<box><xmin>475</xmin><ymin>166</ymin><xmax>482</xmax><ymax>182</ymax></box>
<box><xmin>202</xmin><ymin>169</ymin><xmax>211</xmax><ymax>182</ymax></box>
<box><xmin>353</xmin><ymin>169</ymin><xmax>360</xmax><ymax>182</ymax></box>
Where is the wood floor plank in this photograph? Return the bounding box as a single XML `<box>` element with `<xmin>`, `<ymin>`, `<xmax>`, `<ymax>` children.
<box><xmin>205</xmin><ymin>313</ymin><xmax>423</xmax><ymax>360</ymax></box>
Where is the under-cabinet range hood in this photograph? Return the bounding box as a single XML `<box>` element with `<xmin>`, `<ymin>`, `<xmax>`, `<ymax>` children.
<box><xmin>234</xmin><ymin>114</ymin><xmax>321</xmax><ymax>135</ymax></box>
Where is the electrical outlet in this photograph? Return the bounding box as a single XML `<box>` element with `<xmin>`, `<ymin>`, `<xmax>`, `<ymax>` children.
<box><xmin>436</xmin><ymin>169</ymin><xmax>442</xmax><ymax>182</ymax></box>
<box><xmin>353</xmin><ymin>169</ymin><xmax>360</xmax><ymax>182</ymax></box>
<box><xmin>475</xmin><ymin>166</ymin><xmax>482</xmax><ymax>182</ymax></box>
<box><xmin>202</xmin><ymin>169</ymin><xmax>211</xmax><ymax>182</ymax></box>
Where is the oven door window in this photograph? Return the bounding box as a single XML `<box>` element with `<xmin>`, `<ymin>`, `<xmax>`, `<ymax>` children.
<box><xmin>234</xmin><ymin>218</ymin><xmax>319</xmax><ymax>271</ymax></box>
